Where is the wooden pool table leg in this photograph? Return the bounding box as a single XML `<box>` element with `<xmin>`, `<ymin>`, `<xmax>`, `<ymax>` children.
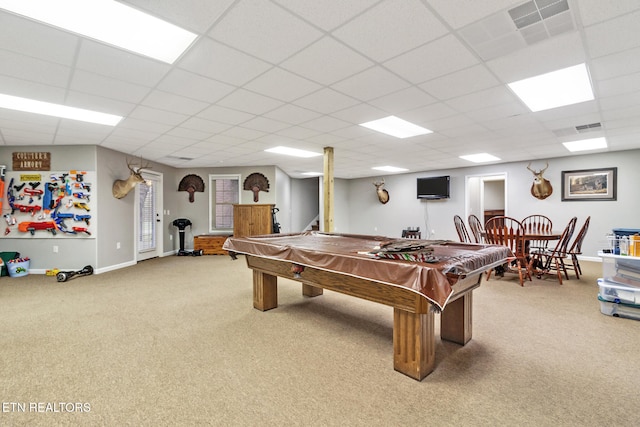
<box><xmin>393</xmin><ymin>308</ymin><xmax>435</xmax><ymax>381</ymax></box>
<box><xmin>253</xmin><ymin>270</ymin><xmax>278</xmax><ymax>311</ymax></box>
<box><xmin>302</xmin><ymin>283</ymin><xmax>323</xmax><ymax>297</ymax></box>
<box><xmin>440</xmin><ymin>292</ymin><xmax>472</xmax><ymax>345</ymax></box>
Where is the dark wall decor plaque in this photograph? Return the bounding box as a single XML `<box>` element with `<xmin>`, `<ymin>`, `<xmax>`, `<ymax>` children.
<box><xmin>12</xmin><ymin>152</ymin><xmax>51</xmax><ymax>171</ymax></box>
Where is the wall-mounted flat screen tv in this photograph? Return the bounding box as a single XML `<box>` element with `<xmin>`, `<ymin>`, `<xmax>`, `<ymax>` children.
<box><xmin>417</xmin><ymin>176</ymin><xmax>450</xmax><ymax>199</ymax></box>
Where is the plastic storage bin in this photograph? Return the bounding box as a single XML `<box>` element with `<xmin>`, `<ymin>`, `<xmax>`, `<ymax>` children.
<box><xmin>598</xmin><ymin>295</ymin><xmax>640</xmax><ymax>320</ymax></box>
<box><xmin>598</xmin><ymin>278</ymin><xmax>640</xmax><ymax>305</ymax></box>
<box><xmin>7</xmin><ymin>259</ymin><xmax>30</xmax><ymax>277</ymax></box>
<box><xmin>601</xmin><ymin>255</ymin><xmax>640</xmax><ymax>288</ymax></box>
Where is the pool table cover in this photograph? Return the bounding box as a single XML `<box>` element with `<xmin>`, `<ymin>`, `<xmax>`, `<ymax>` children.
<box><xmin>223</xmin><ymin>231</ymin><xmax>511</xmax><ymax>310</ymax></box>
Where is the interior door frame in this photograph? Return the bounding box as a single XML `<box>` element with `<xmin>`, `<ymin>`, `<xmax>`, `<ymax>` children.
<box><xmin>465</xmin><ymin>172</ymin><xmax>508</xmax><ymax>225</ymax></box>
<box><xmin>135</xmin><ymin>170</ymin><xmax>163</xmax><ymax>261</ymax></box>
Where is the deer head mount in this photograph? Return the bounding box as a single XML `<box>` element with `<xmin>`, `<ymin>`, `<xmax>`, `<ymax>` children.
<box><xmin>373</xmin><ymin>179</ymin><xmax>389</xmax><ymax>204</ymax></box>
<box><xmin>112</xmin><ymin>158</ymin><xmax>151</xmax><ymax>199</ymax></box>
<box><xmin>527</xmin><ymin>162</ymin><xmax>553</xmax><ymax>200</ymax></box>
<box><xmin>243</xmin><ymin>172</ymin><xmax>269</xmax><ymax>202</ymax></box>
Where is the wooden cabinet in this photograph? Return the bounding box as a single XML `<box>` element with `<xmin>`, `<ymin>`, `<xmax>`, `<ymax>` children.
<box><xmin>194</xmin><ymin>235</ymin><xmax>230</xmax><ymax>255</ymax></box>
<box><xmin>233</xmin><ymin>204</ymin><xmax>273</xmax><ymax>238</ymax></box>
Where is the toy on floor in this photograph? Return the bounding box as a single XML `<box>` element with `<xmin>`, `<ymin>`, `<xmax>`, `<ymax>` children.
<box><xmin>56</xmin><ymin>265</ymin><xmax>93</xmax><ymax>282</ymax></box>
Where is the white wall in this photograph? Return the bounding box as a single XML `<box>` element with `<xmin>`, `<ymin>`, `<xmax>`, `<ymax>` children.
<box><xmin>341</xmin><ymin>150</ymin><xmax>640</xmax><ymax>259</ymax></box>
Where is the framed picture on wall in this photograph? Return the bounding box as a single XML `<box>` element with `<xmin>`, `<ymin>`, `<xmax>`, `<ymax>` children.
<box><xmin>561</xmin><ymin>167</ymin><xmax>617</xmax><ymax>201</ymax></box>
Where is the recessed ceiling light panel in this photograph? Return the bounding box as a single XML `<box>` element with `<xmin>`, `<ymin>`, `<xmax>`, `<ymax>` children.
<box><xmin>265</xmin><ymin>146</ymin><xmax>322</xmax><ymax>158</ymax></box>
<box><xmin>0</xmin><ymin>93</ymin><xmax>122</xmax><ymax>125</ymax></box>
<box><xmin>508</xmin><ymin>63</ymin><xmax>594</xmax><ymax>112</ymax></box>
<box><xmin>562</xmin><ymin>137</ymin><xmax>607</xmax><ymax>152</ymax></box>
<box><xmin>459</xmin><ymin>153</ymin><xmax>501</xmax><ymax>163</ymax></box>
<box><xmin>0</xmin><ymin>0</ymin><xmax>197</xmax><ymax>64</ymax></box>
<box><xmin>359</xmin><ymin>116</ymin><xmax>432</xmax><ymax>139</ymax></box>
<box><xmin>371</xmin><ymin>166</ymin><xmax>408</xmax><ymax>172</ymax></box>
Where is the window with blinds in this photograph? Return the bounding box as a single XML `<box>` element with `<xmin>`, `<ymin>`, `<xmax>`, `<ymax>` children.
<box><xmin>209</xmin><ymin>174</ymin><xmax>240</xmax><ymax>233</ymax></box>
<box><xmin>138</xmin><ymin>180</ymin><xmax>155</xmax><ymax>251</ymax></box>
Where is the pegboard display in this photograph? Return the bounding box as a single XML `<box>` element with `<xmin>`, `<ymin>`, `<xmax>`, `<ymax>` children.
<box><xmin>2</xmin><ymin>170</ymin><xmax>95</xmax><ymax>238</ymax></box>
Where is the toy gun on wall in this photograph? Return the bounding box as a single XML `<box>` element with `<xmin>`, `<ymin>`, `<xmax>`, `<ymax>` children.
<box><xmin>18</xmin><ymin>221</ymin><xmax>57</xmax><ymax>235</ymax></box>
<box><xmin>7</xmin><ymin>177</ymin><xmax>16</xmax><ymax>214</ymax></box>
<box><xmin>74</xmin><ymin>214</ymin><xmax>91</xmax><ymax>225</ymax></box>
<box><xmin>73</xmin><ymin>191</ymin><xmax>90</xmax><ymax>202</ymax></box>
<box><xmin>24</xmin><ymin>187</ymin><xmax>44</xmax><ymax>202</ymax></box>
<box><xmin>13</xmin><ymin>204</ymin><xmax>42</xmax><ymax>216</ymax></box>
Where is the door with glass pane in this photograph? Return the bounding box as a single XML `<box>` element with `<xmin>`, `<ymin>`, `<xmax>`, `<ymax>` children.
<box><xmin>137</xmin><ymin>171</ymin><xmax>162</xmax><ymax>261</ymax></box>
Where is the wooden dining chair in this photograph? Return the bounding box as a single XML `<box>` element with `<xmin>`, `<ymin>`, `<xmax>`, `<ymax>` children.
<box><xmin>521</xmin><ymin>214</ymin><xmax>553</xmax><ymax>252</ymax></box>
<box><xmin>566</xmin><ymin>216</ymin><xmax>590</xmax><ymax>279</ymax></box>
<box><xmin>468</xmin><ymin>214</ymin><xmax>484</xmax><ymax>243</ymax></box>
<box><xmin>484</xmin><ymin>216</ymin><xmax>531</xmax><ymax>286</ymax></box>
<box><xmin>531</xmin><ymin>217</ymin><xmax>577</xmax><ymax>285</ymax></box>
<box><xmin>453</xmin><ymin>215</ymin><xmax>472</xmax><ymax>243</ymax></box>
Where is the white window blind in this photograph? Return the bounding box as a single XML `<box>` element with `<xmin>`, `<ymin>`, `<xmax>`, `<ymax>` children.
<box><xmin>209</xmin><ymin>175</ymin><xmax>240</xmax><ymax>232</ymax></box>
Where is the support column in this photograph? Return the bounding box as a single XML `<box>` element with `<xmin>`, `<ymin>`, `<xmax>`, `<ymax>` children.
<box><xmin>323</xmin><ymin>146</ymin><xmax>334</xmax><ymax>232</ymax></box>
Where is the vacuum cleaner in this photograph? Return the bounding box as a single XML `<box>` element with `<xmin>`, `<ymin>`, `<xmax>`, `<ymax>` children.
<box><xmin>172</xmin><ymin>218</ymin><xmax>203</xmax><ymax>256</ymax></box>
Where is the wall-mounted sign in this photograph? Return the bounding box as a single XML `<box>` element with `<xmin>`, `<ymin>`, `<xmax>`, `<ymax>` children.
<box><xmin>12</xmin><ymin>152</ymin><xmax>51</xmax><ymax>171</ymax></box>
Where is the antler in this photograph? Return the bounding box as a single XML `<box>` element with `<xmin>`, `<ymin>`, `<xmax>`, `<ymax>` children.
<box><xmin>527</xmin><ymin>161</ymin><xmax>548</xmax><ymax>174</ymax></box>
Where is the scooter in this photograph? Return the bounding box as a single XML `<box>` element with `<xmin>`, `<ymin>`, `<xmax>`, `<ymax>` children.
<box><xmin>56</xmin><ymin>265</ymin><xmax>94</xmax><ymax>282</ymax></box>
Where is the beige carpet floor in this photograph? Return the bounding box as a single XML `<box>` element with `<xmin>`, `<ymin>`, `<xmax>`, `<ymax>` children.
<box><xmin>1</xmin><ymin>255</ymin><xmax>639</xmax><ymax>426</ymax></box>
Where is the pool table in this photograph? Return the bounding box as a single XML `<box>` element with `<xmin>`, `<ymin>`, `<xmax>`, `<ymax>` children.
<box><xmin>223</xmin><ymin>231</ymin><xmax>510</xmax><ymax>380</ymax></box>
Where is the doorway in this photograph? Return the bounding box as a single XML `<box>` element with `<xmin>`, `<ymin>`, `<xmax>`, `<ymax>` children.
<box><xmin>136</xmin><ymin>171</ymin><xmax>163</xmax><ymax>261</ymax></box>
<box><xmin>465</xmin><ymin>173</ymin><xmax>507</xmax><ymax>226</ymax></box>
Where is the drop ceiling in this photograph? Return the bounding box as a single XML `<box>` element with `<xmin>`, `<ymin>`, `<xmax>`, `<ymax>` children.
<box><xmin>0</xmin><ymin>0</ymin><xmax>638</xmax><ymax>178</ymax></box>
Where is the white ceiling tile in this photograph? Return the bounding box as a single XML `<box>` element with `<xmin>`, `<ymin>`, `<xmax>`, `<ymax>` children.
<box><xmin>419</xmin><ymin>65</ymin><xmax>501</xmax><ymax>101</ymax></box>
<box><xmin>244</xmin><ymin>67</ymin><xmax>322</xmax><ymax>102</ymax></box>
<box><xmin>179</xmin><ymin>117</ymin><xmax>231</xmax><ymax>134</ymax></box>
<box><xmin>239</xmin><ymin>116</ymin><xmax>290</xmax><ymax>133</ymax></box>
<box><xmin>158</xmin><ymin>69</ymin><xmax>235</xmax><ymax>103</ymax></box>
<box><xmin>0</xmin><ymin>75</ymin><xmax>66</xmax><ymax>104</ymax></box>
<box><xmin>332</xmin><ymin>66</ymin><xmax>410</xmax><ymax>102</ymax></box>
<box><xmin>71</xmin><ymin>70</ymin><xmax>151</xmax><ymax>104</ymax></box>
<box><xmin>142</xmin><ymin>90</ymin><xmax>208</xmax><ymax>115</ymax></box>
<box><xmin>424</xmin><ymin>0</ymin><xmax>519</xmax><ymax>30</ymax></box>
<box><xmin>274</xmin><ymin>126</ymin><xmax>322</xmax><ymax>140</ymax></box>
<box><xmin>281</xmin><ymin>37</ymin><xmax>373</xmax><ymax>85</ymax></box>
<box><xmin>75</xmin><ymin>40</ymin><xmax>170</xmax><ymax>86</ymax></box>
<box><xmin>293</xmin><ymin>88</ymin><xmax>360</xmax><ymax>114</ymax></box>
<box><xmin>0</xmin><ymin>49</ymin><xmax>70</xmax><ymax>89</ymax></box>
<box><xmin>368</xmin><ymin>87</ymin><xmax>436</xmax><ymax>114</ymax></box>
<box><xmin>217</xmin><ymin>89</ymin><xmax>284</xmax><ymax>115</ymax></box>
<box><xmin>486</xmin><ymin>32</ymin><xmax>585</xmax><ymax>82</ymax></box>
<box><xmin>178</xmin><ymin>37</ymin><xmax>271</xmax><ymax>86</ymax></box>
<box><xmin>272</xmin><ymin>0</ymin><xmax>378</xmax><ymax>31</ymax></box>
<box><xmin>332</xmin><ymin>0</ymin><xmax>448</xmax><ymax>62</ymax></box>
<box><xmin>128</xmin><ymin>105</ymin><xmax>189</xmax><ymax>126</ymax></box>
<box><xmin>329</xmin><ymin>103</ymin><xmax>386</xmax><ymax>124</ymax></box>
<box><xmin>590</xmin><ymin>46</ymin><xmax>640</xmax><ymax>81</ymax></box>
<box><xmin>584</xmin><ymin>10</ymin><xmax>640</xmax><ymax>58</ymax></box>
<box><xmin>196</xmin><ymin>105</ymin><xmax>254</xmax><ymax>125</ymax></box>
<box><xmin>0</xmin><ymin>11</ymin><xmax>78</xmax><ymax>66</ymax></box>
<box><xmin>384</xmin><ymin>35</ymin><xmax>479</xmax><ymax>84</ymax></box>
<box><xmin>576</xmin><ymin>0</ymin><xmax>640</xmax><ymax>26</ymax></box>
<box><xmin>263</xmin><ymin>104</ymin><xmax>322</xmax><ymax>125</ymax></box>
<box><xmin>446</xmin><ymin>86</ymin><xmax>518</xmax><ymax>113</ymax></box>
<box><xmin>300</xmin><ymin>115</ymin><xmax>351</xmax><ymax>133</ymax></box>
<box><xmin>208</xmin><ymin>0</ymin><xmax>323</xmax><ymax>63</ymax></box>
<box><xmin>597</xmin><ymin>73</ymin><xmax>640</xmax><ymax>98</ymax></box>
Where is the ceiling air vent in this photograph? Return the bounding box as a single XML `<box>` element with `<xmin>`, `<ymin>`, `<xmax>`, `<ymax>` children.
<box><xmin>575</xmin><ymin>122</ymin><xmax>602</xmax><ymax>133</ymax></box>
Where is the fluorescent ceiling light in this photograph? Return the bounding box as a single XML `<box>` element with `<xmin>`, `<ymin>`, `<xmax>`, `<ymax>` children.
<box><xmin>460</xmin><ymin>153</ymin><xmax>501</xmax><ymax>163</ymax></box>
<box><xmin>562</xmin><ymin>137</ymin><xmax>607</xmax><ymax>152</ymax></box>
<box><xmin>265</xmin><ymin>146</ymin><xmax>322</xmax><ymax>158</ymax></box>
<box><xmin>359</xmin><ymin>116</ymin><xmax>432</xmax><ymax>138</ymax></box>
<box><xmin>301</xmin><ymin>172</ymin><xmax>323</xmax><ymax>176</ymax></box>
<box><xmin>0</xmin><ymin>93</ymin><xmax>122</xmax><ymax>126</ymax></box>
<box><xmin>508</xmin><ymin>63</ymin><xmax>594</xmax><ymax>112</ymax></box>
<box><xmin>0</xmin><ymin>0</ymin><xmax>197</xmax><ymax>64</ymax></box>
<box><xmin>372</xmin><ymin>166</ymin><xmax>408</xmax><ymax>173</ymax></box>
